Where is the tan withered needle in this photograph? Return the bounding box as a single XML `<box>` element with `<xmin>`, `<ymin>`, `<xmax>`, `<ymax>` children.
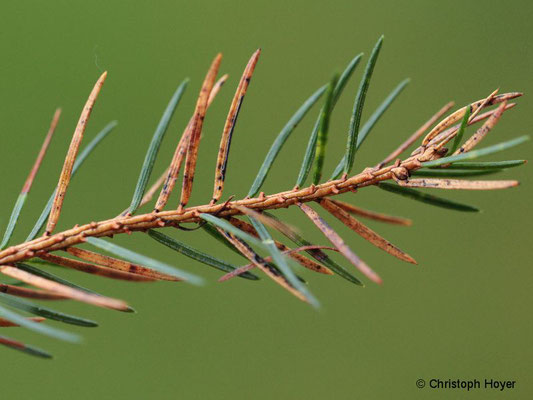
<box><xmin>229</xmin><ymin>206</ymin><xmax>331</xmax><ymax>274</ymax></box>
<box><xmin>0</xmin><ymin>265</ymin><xmax>129</xmax><ymax>311</ymax></box>
<box><xmin>318</xmin><ymin>198</ymin><xmax>416</xmax><ymax>264</ymax></box>
<box><xmin>23</xmin><ymin>108</ymin><xmax>62</xmax><ymax>195</ymax></box>
<box><xmin>427</xmin><ymin>103</ymin><xmax>516</xmax><ymax>150</ymax></box>
<box><xmin>216</xmin><ymin>228</ymin><xmax>308</xmax><ymax>302</ymax></box>
<box><xmin>226</xmin><ymin>215</ymin><xmax>333</xmax><ymax>274</ymax></box>
<box><xmin>433</xmin><ymin>89</ymin><xmax>499</xmax><ymax>157</ymax></box>
<box><xmin>378</xmin><ymin>101</ymin><xmax>454</xmax><ymax>167</ymax></box>
<box><xmin>466</xmin><ymin>89</ymin><xmax>499</xmax><ymax>122</ymax></box>
<box><xmin>452</xmin><ymin>101</ymin><xmax>507</xmax><ymax>155</ymax></box>
<box><xmin>0</xmin><ymin>336</ymin><xmax>52</xmax><ymax>357</ymax></box>
<box><xmin>210</xmin><ymin>74</ymin><xmax>230</xmax><ymax>109</ymax></box>
<box><xmin>0</xmin><ymin>317</ymin><xmax>46</xmax><ymax>327</ymax></box>
<box><xmin>218</xmin><ymin>245</ymin><xmax>337</xmax><ymax>282</ymax></box>
<box><xmin>66</xmin><ymin>247</ymin><xmax>180</xmax><ymax>281</ymax></box>
<box><xmin>329</xmin><ymin>199</ymin><xmax>412</xmax><ymax>226</ymax></box>
<box><xmin>0</xmin><ymin>108</ymin><xmax>62</xmax><ymax>249</ymax></box>
<box><xmin>39</xmin><ymin>253</ymin><xmax>156</xmax><ymax>282</ymax></box>
<box><xmin>211</xmin><ymin>49</ymin><xmax>261</xmax><ymax>204</ymax></box>
<box><xmin>421</xmin><ymin>92</ymin><xmax>521</xmax><ymax>146</ymax></box>
<box><xmin>298</xmin><ymin>202</ymin><xmax>382</xmax><ymax>284</ymax></box>
<box><xmin>178</xmin><ymin>54</ymin><xmax>223</xmax><ymax>212</ymax></box>
<box><xmin>232</xmin><ymin>205</ymin><xmax>301</xmax><ymax>242</ymax></box>
<box><xmin>397</xmin><ymin>178</ymin><xmax>518</xmax><ymax>190</ymax></box>
<box><xmin>46</xmin><ymin>72</ymin><xmax>108</xmax><ymax>235</ymax></box>
<box><xmin>0</xmin><ymin>283</ymin><xmax>67</xmax><ymax>300</ymax></box>
<box><xmin>154</xmin><ymin>73</ymin><xmax>228</xmax><ymax>212</ymax></box>
<box><xmin>0</xmin><ymin>336</ymin><xmax>39</xmax><ymax>351</ymax></box>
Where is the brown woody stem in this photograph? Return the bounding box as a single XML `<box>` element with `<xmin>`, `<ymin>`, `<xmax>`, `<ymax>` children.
<box><xmin>0</xmin><ymin>145</ymin><xmax>440</xmax><ymax>266</ymax></box>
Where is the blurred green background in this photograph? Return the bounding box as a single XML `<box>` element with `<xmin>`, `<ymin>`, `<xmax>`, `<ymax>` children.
<box><xmin>0</xmin><ymin>0</ymin><xmax>531</xmax><ymax>399</ymax></box>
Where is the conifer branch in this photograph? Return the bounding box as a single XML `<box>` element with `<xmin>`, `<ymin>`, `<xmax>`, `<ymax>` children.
<box><xmin>0</xmin><ymin>39</ymin><xmax>528</xmax><ymax>358</ymax></box>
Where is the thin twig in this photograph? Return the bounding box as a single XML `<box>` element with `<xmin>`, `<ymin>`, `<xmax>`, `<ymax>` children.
<box><xmin>0</xmin><ymin>145</ymin><xmax>463</xmax><ymax>267</ymax></box>
<box><xmin>0</xmin><ymin>105</ymin><xmax>523</xmax><ymax>270</ymax></box>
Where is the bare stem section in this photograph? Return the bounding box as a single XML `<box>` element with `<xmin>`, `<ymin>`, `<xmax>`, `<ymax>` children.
<box><xmin>0</xmin><ymin>145</ymin><xmax>434</xmax><ymax>266</ymax></box>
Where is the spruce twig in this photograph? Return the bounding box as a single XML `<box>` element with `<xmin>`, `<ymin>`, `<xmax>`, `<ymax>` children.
<box><xmin>0</xmin><ymin>39</ymin><xmax>528</xmax><ymax>358</ymax></box>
